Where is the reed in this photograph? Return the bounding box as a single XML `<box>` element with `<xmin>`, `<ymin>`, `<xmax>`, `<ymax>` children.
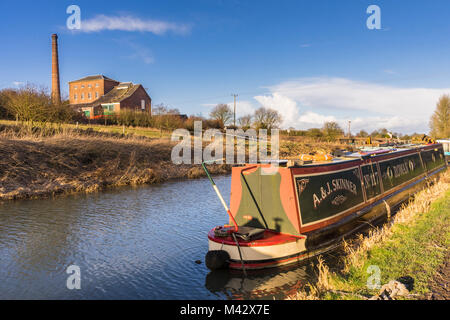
<box><xmin>0</xmin><ymin>128</ymin><xmax>229</xmax><ymax>200</ymax></box>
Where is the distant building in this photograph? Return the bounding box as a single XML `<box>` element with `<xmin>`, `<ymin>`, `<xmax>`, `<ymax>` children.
<box><xmin>69</xmin><ymin>75</ymin><xmax>152</xmax><ymax>119</ymax></box>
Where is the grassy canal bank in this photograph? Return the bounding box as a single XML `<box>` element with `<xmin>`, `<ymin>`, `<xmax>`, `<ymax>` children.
<box><xmin>290</xmin><ymin>170</ymin><xmax>450</xmax><ymax>300</ymax></box>
<box><xmin>0</xmin><ymin>129</ymin><xmax>227</xmax><ymax>201</ymax></box>
<box><xmin>0</xmin><ymin>122</ymin><xmax>346</xmax><ymax>201</ymax></box>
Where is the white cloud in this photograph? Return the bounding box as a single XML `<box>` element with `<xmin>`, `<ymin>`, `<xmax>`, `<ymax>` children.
<box><xmin>12</xmin><ymin>81</ymin><xmax>24</xmax><ymax>86</ymax></box>
<box><xmin>80</xmin><ymin>15</ymin><xmax>190</xmax><ymax>35</ymax></box>
<box><xmin>254</xmin><ymin>93</ymin><xmax>300</xmax><ymax>128</ymax></box>
<box><xmin>297</xmin><ymin>111</ymin><xmax>337</xmax><ymax>129</ymax></box>
<box><xmin>234</xmin><ymin>100</ymin><xmax>257</xmax><ymax>118</ymax></box>
<box><xmin>256</xmin><ymin>77</ymin><xmax>449</xmax><ymax>134</ymax></box>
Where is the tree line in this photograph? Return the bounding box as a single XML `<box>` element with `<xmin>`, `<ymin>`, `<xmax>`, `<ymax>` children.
<box><xmin>208</xmin><ymin>103</ymin><xmax>282</xmax><ymax>130</ymax></box>
<box><xmin>1</xmin><ymin>84</ymin><xmax>449</xmax><ymax>139</ymax></box>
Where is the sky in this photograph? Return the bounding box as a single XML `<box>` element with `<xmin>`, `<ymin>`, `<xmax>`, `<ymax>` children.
<box><xmin>1</xmin><ymin>0</ymin><xmax>450</xmax><ymax>134</ymax></box>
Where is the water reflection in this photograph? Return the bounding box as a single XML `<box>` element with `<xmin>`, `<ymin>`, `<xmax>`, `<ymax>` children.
<box><xmin>205</xmin><ymin>261</ymin><xmax>317</xmax><ymax>300</ymax></box>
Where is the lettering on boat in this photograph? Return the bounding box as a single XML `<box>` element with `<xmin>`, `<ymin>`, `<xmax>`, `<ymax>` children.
<box><xmin>331</xmin><ymin>195</ymin><xmax>347</xmax><ymax>206</ymax></box>
<box><xmin>312</xmin><ymin>178</ymin><xmax>358</xmax><ymax>209</ymax></box>
<box><xmin>296</xmin><ymin>179</ymin><xmax>310</xmax><ymax>195</ymax></box>
<box><xmin>361</xmin><ymin>163</ymin><xmax>382</xmax><ymax>200</ymax></box>
<box><xmin>383</xmin><ymin>160</ymin><xmax>414</xmax><ymax>181</ymax></box>
<box><xmin>294</xmin><ymin>167</ymin><xmax>364</xmax><ymax>226</ymax></box>
<box><xmin>379</xmin><ymin>154</ymin><xmax>425</xmax><ymax>191</ymax></box>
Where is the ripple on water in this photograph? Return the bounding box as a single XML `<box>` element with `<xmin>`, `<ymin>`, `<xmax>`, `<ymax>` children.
<box><xmin>0</xmin><ymin>176</ymin><xmax>317</xmax><ymax>299</ymax></box>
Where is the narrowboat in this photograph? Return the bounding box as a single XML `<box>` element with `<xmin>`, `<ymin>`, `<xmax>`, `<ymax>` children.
<box><xmin>205</xmin><ymin>143</ymin><xmax>447</xmax><ymax>270</ymax></box>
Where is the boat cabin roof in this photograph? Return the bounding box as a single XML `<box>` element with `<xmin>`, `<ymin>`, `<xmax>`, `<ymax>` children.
<box><xmin>258</xmin><ymin>144</ymin><xmax>441</xmax><ymax>168</ymax></box>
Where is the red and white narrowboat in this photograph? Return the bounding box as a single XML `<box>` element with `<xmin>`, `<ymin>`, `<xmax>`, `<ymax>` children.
<box><xmin>205</xmin><ymin>144</ymin><xmax>447</xmax><ymax>270</ymax></box>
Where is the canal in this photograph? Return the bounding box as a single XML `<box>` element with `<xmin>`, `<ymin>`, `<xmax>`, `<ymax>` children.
<box><xmin>0</xmin><ymin>176</ymin><xmax>320</xmax><ymax>300</ymax></box>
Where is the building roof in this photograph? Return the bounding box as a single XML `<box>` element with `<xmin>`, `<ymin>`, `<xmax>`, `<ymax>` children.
<box><xmin>86</xmin><ymin>82</ymin><xmax>145</xmax><ymax>106</ymax></box>
<box><xmin>69</xmin><ymin>75</ymin><xmax>119</xmax><ymax>83</ymax></box>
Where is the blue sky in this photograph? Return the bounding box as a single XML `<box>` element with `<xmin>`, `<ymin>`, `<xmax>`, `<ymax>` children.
<box><xmin>1</xmin><ymin>0</ymin><xmax>450</xmax><ymax>133</ymax></box>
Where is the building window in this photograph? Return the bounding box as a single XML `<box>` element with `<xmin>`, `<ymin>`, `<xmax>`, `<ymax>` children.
<box><xmin>74</xmin><ymin>94</ymin><xmax>77</xmax><ymax>100</ymax></box>
<box><xmin>81</xmin><ymin>93</ymin><xmax>84</xmax><ymax>100</ymax></box>
<box><xmin>95</xmin><ymin>92</ymin><xmax>99</xmax><ymax>99</ymax></box>
<box><xmin>95</xmin><ymin>83</ymin><xmax>99</xmax><ymax>87</ymax></box>
<box><xmin>88</xmin><ymin>84</ymin><xmax>92</xmax><ymax>88</ymax></box>
<box><xmin>74</xmin><ymin>86</ymin><xmax>78</xmax><ymax>89</ymax></box>
<box><xmin>81</xmin><ymin>85</ymin><xmax>85</xmax><ymax>89</ymax></box>
<box><xmin>102</xmin><ymin>104</ymin><xmax>115</xmax><ymax>115</ymax></box>
<box><xmin>88</xmin><ymin>93</ymin><xmax>92</xmax><ymax>100</ymax></box>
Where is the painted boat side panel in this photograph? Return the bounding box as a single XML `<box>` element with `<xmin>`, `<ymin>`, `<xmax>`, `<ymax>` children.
<box><xmin>421</xmin><ymin>147</ymin><xmax>446</xmax><ymax>171</ymax></box>
<box><xmin>293</xmin><ymin>166</ymin><xmax>364</xmax><ymax>227</ymax></box>
<box><xmin>377</xmin><ymin>152</ymin><xmax>424</xmax><ymax>192</ymax></box>
<box><xmin>360</xmin><ymin>163</ymin><xmax>382</xmax><ymax>200</ymax></box>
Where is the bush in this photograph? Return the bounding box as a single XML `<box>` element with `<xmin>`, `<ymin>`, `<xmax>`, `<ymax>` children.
<box><xmin>306</xmin><ymin>128</ymin><xmax>324</xmax><ymax>139</ymax></box>
<box><xmin>0</xmin><ymin>85</ymin><xmax>74</xmax><ymax>124</ymax></box>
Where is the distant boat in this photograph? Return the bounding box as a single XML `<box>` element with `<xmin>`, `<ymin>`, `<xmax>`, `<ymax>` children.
<box><xmin>437</xmin><ymin>140</ymin><xmax>450</xmax><ymax>164</ymax></box>
<box><xmin>205</xmin><ymin>143</ymin><xmax>447</xmax><ymax>270</ymax></box>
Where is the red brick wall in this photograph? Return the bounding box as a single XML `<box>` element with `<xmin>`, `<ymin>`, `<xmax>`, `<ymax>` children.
<box><xmin>104</xmin><ymin>79</ymin><xmax>120</xmax><ymax>95</ymax></box>
<box><xmin>69</xmin><ymin>79</ymin><xmax>119</xmax><ymax>105</ymax></box>
<box><xmin>120</xmin><ymin>86</ymin><xmax>152</xmax><ymax>113</ymax></box>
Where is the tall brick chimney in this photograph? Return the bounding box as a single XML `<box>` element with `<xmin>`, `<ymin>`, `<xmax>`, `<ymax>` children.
<box><xmin>51</xmin><ymin>34</ymin><xmax>61</xmax><ymax>105</ymax></box>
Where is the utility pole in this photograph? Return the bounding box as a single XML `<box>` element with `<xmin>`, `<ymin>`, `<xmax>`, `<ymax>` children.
<box><xmin>348</xmin><ymin>120</ymin><xmax>352</xmax><ymax>138</ymax></box>
<box><xmin>231</xmin><ymin>94</ymin><xmax>238</xmax><ymax>127</ymax></box>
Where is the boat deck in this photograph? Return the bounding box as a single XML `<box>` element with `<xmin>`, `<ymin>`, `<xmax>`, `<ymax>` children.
<box><xmin>284</xmin><ymin>145</ymin><xmax>430</xmax><ymax>167</ymax></box>
<box><xmin>208</xmin><ymin>228</ymin><xmax>301</xmax><ymax>247</ymax></box>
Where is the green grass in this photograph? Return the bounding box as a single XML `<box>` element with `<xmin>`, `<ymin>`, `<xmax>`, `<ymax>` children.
<box><xmin>0</xmin><ymin>119</ymin><xmax>170</xmax><ymax>139</ymax></box>
<box><xmin>329</xmin><ymin>190</ymin><xmax>450</xmax><ymax>299</ymax></box>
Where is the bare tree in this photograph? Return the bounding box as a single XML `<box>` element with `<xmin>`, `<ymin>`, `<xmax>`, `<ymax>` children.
<box><xmin>2</xmin><ymin>84</ymin><xmax>72</xmax><ymax>124</ymax></box>
<box><xmin>210</xmin><ymin>104</ymin><xmax>233</xmax><ymax>127</ymax></box>
<box><xmin>322</xmin><ymin>121</ymin><xmax>344</xmax><ymax>141</ymax></box>
<box><xmin>253</xmin><ymin>107</ymin><xmax>282</xmax><ymax>130</ymax></box>
<box><xmin>238</xmin><ymin>114</ymin><xmax>252</xmax><ymax>130</ymax></box>
<box><xmin>430</xmin><ymin>94</ymin><xmax>450</xmax><ymax>138</ymax></box>
<box><xmin>152</xmin><ymin>103</ymin><xmax>180</xmax><ymax>116</ymax></box>
<box><xmin>0</xmin><ymin>89</ymin><xmax>14</xmax><ymax>119</ymax></box>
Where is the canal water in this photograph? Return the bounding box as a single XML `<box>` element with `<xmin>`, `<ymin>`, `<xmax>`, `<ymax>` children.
<box><xmin>0</xmin><ymin>176</ymin><xmax>322</xmax><ymax>300</ymax></box>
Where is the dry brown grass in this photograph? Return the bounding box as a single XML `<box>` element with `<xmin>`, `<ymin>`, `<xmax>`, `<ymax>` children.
<box><xmin>280</xmin><ymin>136</ymin><xmax>351</xmax><ymax>158</ymax></box>
<box><xmin>0</xmin><ymin>123</ymin><xmax>349</xmax><ymax>201</ymax></box>
<box><xmin>0</xmin><ymin>129</ymin><xmax>229</xmax><ymax>200</ymax></box>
